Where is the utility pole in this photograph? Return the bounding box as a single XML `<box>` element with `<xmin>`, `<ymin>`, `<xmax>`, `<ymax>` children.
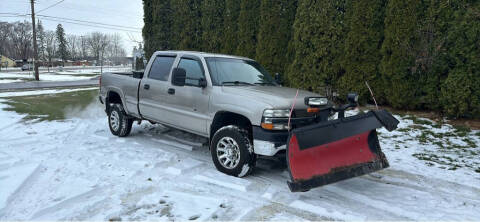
<box><xmin>30</xmin><ymin>0</ymin><xmax>40</xmax><ymax>81</ymax></box>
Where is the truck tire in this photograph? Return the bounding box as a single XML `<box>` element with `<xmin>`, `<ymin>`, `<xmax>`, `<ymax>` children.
<box><xmin>210</xmin><ymin>125</ymin><xmax>256</xmax><ymax>177</ymax></box>
<box><xmin>108</xmin><ymin>103</ymin><xmax>133</xmax><ymax>137</ymax></box>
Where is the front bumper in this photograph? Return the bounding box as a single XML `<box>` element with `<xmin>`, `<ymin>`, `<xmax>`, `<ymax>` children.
<box><xmin>252</xmin><ymin>126</ymin><xmax>288</xmax><ymax>156</ymax></box>
<box><xmin>252</xmin><ymin>109</ymin><xmax>332</xmax><ymax>156</ymax></box>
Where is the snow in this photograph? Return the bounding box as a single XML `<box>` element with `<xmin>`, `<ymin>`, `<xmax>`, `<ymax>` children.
<box><xmin>0</xmin><ymin>87</ymin><xmax>98</xmax><ymax>98</ymax></box>
<box><xmin>0</xmin><ymin>67</ymin><xmax>130</xmax><ymax>82</ymax></box>
<box><xmin>0</xmin><ymin>95</ymin><xmax>479</xmax><ymax>220</ymax></box>
<box><xmin>0</xmin><ymin>79</ymin><xmax>23</xmax><ymax>84</ymax></box>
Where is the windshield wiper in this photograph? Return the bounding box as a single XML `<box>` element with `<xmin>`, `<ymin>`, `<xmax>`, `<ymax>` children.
<box><xmin>254</xmin><ymin>82</ymin><xmax>276</xmax><ymax>86</ymax></box>
<box><xmin>221</xmin><ymin>81</ymin><xmax>255</xmax><ymax>86</ymax></box>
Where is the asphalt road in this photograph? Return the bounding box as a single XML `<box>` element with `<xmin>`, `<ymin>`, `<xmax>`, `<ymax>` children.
<box><xmin>0</xmin><ymin>66</ymin><xmax>122</xmax><ymax>73</ymax></box>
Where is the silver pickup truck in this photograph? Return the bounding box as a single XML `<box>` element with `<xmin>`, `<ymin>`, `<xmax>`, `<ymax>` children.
<box><xmin>100</xmin><ymin>51</ymin><xmax>398</xmax><ymax>191</ymax></box>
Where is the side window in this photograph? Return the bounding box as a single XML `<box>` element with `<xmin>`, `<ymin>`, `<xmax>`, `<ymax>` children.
<box><xmin>148</xmin><ymin>56</ymin><xmax>176</xmax><ymax>81</ymax></box>
<box><xmin>178</xmin><ymin>58</ymin><xmax>204</xmax><ymax>86</ymax></box>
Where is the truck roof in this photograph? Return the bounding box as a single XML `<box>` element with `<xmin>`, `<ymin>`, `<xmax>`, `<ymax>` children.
<box><xmin>154</xmin><ymin>50</ymin><xmax>254</xmax><ymax>61</ymax></box>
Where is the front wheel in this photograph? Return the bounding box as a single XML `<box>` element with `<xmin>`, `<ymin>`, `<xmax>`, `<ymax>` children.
<box><xmin>108</xmin><ymin>103</ymin><xmax>133</xmax><ymax>137</ymax></box>
<box><xmin>210</xmin><ymin>125</ymin><xmax>256</xmax><ymax>177</ymax></box>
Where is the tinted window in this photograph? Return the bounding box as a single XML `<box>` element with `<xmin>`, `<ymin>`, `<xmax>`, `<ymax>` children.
<box><xmin>205</xmin><ymin>58</ymin><xmax>276</xmax><ymax>86</ymax></box>
<box><xmin>148</xmin><ymin>56</ymin><xmax>176</xmax><ymax>81</ymax></box>
<box><xmin>178</xmin><ymin>58</ymin><xmax>204</xmax><ymax>86</ymax></box>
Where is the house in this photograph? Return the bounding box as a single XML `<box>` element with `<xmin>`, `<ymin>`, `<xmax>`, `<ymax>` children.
<box><xmin>0</xmin><ymin>55</ymin><xmax>15</xmax><ymax>68</ymax></box>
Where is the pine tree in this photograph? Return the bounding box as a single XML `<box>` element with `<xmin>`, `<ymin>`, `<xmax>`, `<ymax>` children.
<box><xmin>152</xmin><ymin>0</ymin><xmax>173</xmax><ymax>52</ymax></box>
<box><xmin>380</xmin><ymin>0</ymin><xmax>423</xmax><ymax>109</ymax></box>
<box><xmin>221</xmin><ymin>0</ymin><xmax>240</xmax><ymax>54</ymax></box>
<box><xmin>338</xmin><ymin>0</ymin><xmax>386</xmax><ymax>104</ymax></box>
<box><xmin>255</xmin><ymin>0</ymin><xmax>297</xmax><ymax>77</ymax></box>
<box><xmin>440</xmin><ymin>0</ymin><xmax>480</xmax><ymax>118</ymax></box>
<box><xmin>235</xmin><ymin>0</ymin><xmax>260</xmax><ymax>58</ymax></box>
<box><xmin>287</xmin><ymin>0</ymin><xmax>348</xmax><ymax>92</ymax></box>
<box><xmin>201</xmin><ymin>0</ymin><xmax>225</xmax><ymax>52</ymax></box>
<box><xmin>142</xmin><ymin>0</ymin><xmax>154</xmax><ymax>58</ymax></box>
<box><xmin>171</xmin><ymin>0</ymin><xmax>202</xmax><ymax>51</ymax></box>
<box><xmin>56</xmin><ymin>24</ymin><xmax>68</xmax><ymax>66</ymax></box>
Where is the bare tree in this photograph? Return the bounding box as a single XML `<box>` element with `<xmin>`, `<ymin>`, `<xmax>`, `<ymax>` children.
<box><xmin>78</xmin><ymin>35</ymin><xmax>88</xmax><ymax>60</ymax></box>
<box><xmin>10</xmin><ymin>21</ymin><xmax>33</xmax><ymax>60</ymax></box>
<box><xmin>110</xmin><ymin>33</ymin><xmax>123</xmax><ymax>65</ymax></box>
<box><xmin>45</xmin><ymin>30</ymin><xmax>57</xmax><ymax>71</ymax></box>
<box><xmin>0</xmin><ymin>22</ymin><xmax>13</xmax><ymax>58</ymax></box>
<box><xmin>87</xmin><ymin>32</ymin><xmax>110</xmax><ymax>72</ymax></box>
<box><xmin>67</xmin><ymin>35</ymin><xmax>78</xmax><ymax>60</ymax></box>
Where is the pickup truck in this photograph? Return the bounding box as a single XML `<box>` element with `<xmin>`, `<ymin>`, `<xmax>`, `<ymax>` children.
<box><xmin>100</xmin><ymin>51</ymin><xmax>398</xmax><ymax>191</ymax></box>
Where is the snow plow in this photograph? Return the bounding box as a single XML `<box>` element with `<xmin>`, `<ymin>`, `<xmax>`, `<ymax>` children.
<box><xmin>286</xmin><ymin>95</ymin><xmax>399</xmax><ymax>192</ymax></box>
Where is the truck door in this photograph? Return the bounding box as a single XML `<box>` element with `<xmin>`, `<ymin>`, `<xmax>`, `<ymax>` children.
<box><xmin>138</xmin><ymin>55</ymin><xmax>177</xmax><ymax>123</ymax></box>
<box><xmin>165</xmin><ymin>56</ymin><xmax>210</xmax><ymax>135</ymax></box>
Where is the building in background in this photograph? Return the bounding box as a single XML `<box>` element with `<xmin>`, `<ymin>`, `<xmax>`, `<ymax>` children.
<box><xmin>0</xmin><ymin>55</ymin><xmax>15</xmax><ymax>69</ymax></box>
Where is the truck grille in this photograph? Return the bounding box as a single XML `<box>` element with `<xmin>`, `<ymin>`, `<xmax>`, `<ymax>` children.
<box><xmin>293</xmin><ymin>109</ymin><xmax>316</xmax><ymax>118</ymax></box>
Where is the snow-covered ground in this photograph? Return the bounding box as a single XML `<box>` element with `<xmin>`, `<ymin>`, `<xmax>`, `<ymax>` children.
<box><xmin>0</xmin><ymin>67</ymin><xmax>131</xmax><ymax>82</ymax></box>
<box><xmin>0</xmin><ymin>90</ymin><xmax>479</xmax><ymax>220</ymax></box>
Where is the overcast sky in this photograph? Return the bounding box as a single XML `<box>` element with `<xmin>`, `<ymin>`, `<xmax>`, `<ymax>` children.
<box><xmin>0</xmin><ymin>0</ymin><xmax>144</xmax><ymax>56</ymax></box>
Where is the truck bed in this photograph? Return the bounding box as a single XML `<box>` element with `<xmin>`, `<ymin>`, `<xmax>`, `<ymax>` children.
<box><xmin>101</xmin><ymin>72</ymin><xmax>141</xmax><ymax>117</ymax></box>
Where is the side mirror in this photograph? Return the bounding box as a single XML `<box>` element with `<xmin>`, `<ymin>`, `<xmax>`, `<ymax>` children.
<box><xmin>199</xmin><ymin>78</ymin><xmax>207</xmax><ymax>88</ymax></box>
<box><xmin>347</xmin><ymin>92</ymin><xmax>359</xmax><ymax>105</ymax></box>
<box><xmin>172</xmin><ymin>68</ymin><xmax>186</xmax><ymax>86</ymax></box>
<box><xmin>132</xmin><ymin>70</ymin><xmax>144</xmax><ymax>79</ymax></box>
<box><xmin>275</xmin><ymin>73</ymin><xmax>283</xmax><ymax>84</ymax></box>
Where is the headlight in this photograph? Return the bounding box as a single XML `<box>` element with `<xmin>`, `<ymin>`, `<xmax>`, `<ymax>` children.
<box><xmin>263</xmin><ymin>109</ymin><xmax>291</xmax><ymax>118</ymax></box>
<box><xmin>305</xmin><ymin>97</ymin><xmax>328</xmax><ymax>106</ymax></box>
<box><xmin>261</xmin><ymin>109</ymin><xmax>291</xmax><ymax>130</ymax></box>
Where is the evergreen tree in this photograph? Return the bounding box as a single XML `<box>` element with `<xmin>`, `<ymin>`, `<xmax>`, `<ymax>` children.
<box><xmin>338</xmin><ymin>0</ymin><xmax>386</xmax><ymax>104</ymax></box>
<box><xmin>440</xmin><ymin>0</ymin><xmax>480</xmax><ymax>118</ymax></box>
<box><xmin>221</xmin><ymin>0</ymin><xmax>240</xmax><ymax>54</ymax></box>
<box><xmin>287</xmin><ymin>0</ymin><xmax>348</xmax><ymax>91</ymax></box>
<box><xmin>171</xmin><ymin>0</ymin><xmax>202</xmax><ymax>51</ymax></box>
<box><xmin>56</xmin><ymin>24</ymin><xmax>68</xmax><ymax>66</ymax></box>
<box><xmin>414</xmin><ymin>0</ymin><xmax>455</xmax><ymax>111</ymax></box>
<box><xmin>37</xmin><ymin>19</ymin><xmax>46</xmax><ymax>62</ymax></box>
<box><xmin>255</xmin><ymin>0</ymin><xmax>297</xmax><ymax>77</ymax></box>
<box><xmin>142</xmin><ymin>0</ymin><xmax>154</xmax><ymax>58</ymax></box>
<box><xmin>380</xmin><ymin>0</ymin><xmax>423</xmax><ymax>109</ymax></box>
<box><xmin>235</xmin><ymin>0</ymin><xmax>260</xmax><ymax>58</ymax></box>
<box><xmin>201</xmin><ymin>0</ymin><xmax>225</xmax><ymax>52</ymax></box>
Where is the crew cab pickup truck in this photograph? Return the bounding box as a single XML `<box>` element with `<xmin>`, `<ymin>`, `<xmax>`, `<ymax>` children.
<box><xmin>99</xmin><ymin>51</ymin><xmax>398</xmax><ymax>190</ymax></box>
<box><xmin>100</xmin><ymin>51</ymin><xmax>333</xmax><ymax>177</ymax></box>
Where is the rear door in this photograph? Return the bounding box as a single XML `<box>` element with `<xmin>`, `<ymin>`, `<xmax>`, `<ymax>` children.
<box><xmin>165</xmin><ymin>56</ymin><xmax>210</xmax><ymax>135</ymax></box>
<box><xmin>138</xmin><ymin>54</ymin><xmax>177</xmax><ymax>122</ymax></box>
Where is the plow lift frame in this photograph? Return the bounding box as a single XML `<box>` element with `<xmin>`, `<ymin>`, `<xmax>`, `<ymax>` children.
<box><xmin>286</xmin><ymin>93</ymin><xmax>399</xmax><ymax>192</ymax></box>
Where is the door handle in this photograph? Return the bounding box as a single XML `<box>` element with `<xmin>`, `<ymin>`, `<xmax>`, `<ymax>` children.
<box><xmin>144</xmin><ymin>84</ymin><xmax>150</xmax><ymax>90</ymax></box>
<box><xmin>168</xmin><ymin>88</ymin><xmax>175</xmax><ymax>95</ymax></box>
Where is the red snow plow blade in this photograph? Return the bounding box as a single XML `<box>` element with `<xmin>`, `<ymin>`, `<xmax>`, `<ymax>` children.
<box><xmin>286</xmin><ymin>109</ymin><xmax>399</xmax><ymax>192</ymax></box>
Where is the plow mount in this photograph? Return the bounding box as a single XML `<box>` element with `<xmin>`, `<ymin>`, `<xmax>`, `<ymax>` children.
<box><xmin>286</xmin><ymin>109</ymin><xmax>399</xmax><ymax>192</ymax></box>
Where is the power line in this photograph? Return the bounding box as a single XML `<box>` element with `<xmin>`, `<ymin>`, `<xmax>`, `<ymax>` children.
<box><xmin>36</xmin><ymin>14</ymin><xmax>142</xmax><ymax>30</ymax></box>
<box><xmin>0</xmin><ymin>12</ymin><xmax>142</xmax><ymax>33</ymax></box>
<box><xmin>37</xmin><ymin>0</ymin><xmax>66</xmax><ymax>14</ymax></box>
<box><xmin>39</xmin><ymin>17</ymin><xmax>142</xmax><ymax>33</ymax></box>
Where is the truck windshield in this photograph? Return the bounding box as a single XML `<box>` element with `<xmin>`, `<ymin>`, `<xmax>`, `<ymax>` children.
<box><xmin>205</xmin><ymin>57</ymin><xmax>276</xmax><ymax>86</ymax></box>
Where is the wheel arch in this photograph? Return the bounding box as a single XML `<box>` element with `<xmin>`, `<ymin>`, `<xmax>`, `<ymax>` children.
<box><xmin>105</xmin><ymin>89</ymin><xmax>126</xmax><ymax>114</ymax></box>
<box><xmin>210</xmin><ymin>111</ymin><xmax>253</xmax><ymax>142</ymax></box>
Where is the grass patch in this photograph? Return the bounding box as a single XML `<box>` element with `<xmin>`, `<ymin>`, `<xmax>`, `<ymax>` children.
<box><xmin>462</xmin><ymin>138</ymin><xmax>477</xmax><ymax>148</ymax></box>
<box><xmin>410</xmin><ymin>125</ymin><xmax>428</xmax><ymax>130</ymax></box>
<box><xmin>397</xmin><ymin>127</ymin><xmax>411</xmax><ymax>133</ymax></box>
<box><xmin>2</xmin><ymin>89</ymin><xmax>98</xmax><ymax>121</ymax></box>
<box><xmin>453</xmin><ymin>125</ymin><xmax>471</xmax><ymax>137</ymax></box>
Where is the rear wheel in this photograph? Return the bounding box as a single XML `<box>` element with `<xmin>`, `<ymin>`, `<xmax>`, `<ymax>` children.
<box><xmin>108</xmin><ymin>103</ymin><xmax>133</xmax><ymax>137</ymax></box>
<box><xmin>210</xmin><ymin>125</ymin><xmax>256</xmax><ymax>177</ymax></box>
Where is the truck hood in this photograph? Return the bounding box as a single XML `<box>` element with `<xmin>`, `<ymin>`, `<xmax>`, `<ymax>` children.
<box><xmin>221</xmin><ymin>85</ymin><xmax>322</xmax><ymax>109</ymax></box>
